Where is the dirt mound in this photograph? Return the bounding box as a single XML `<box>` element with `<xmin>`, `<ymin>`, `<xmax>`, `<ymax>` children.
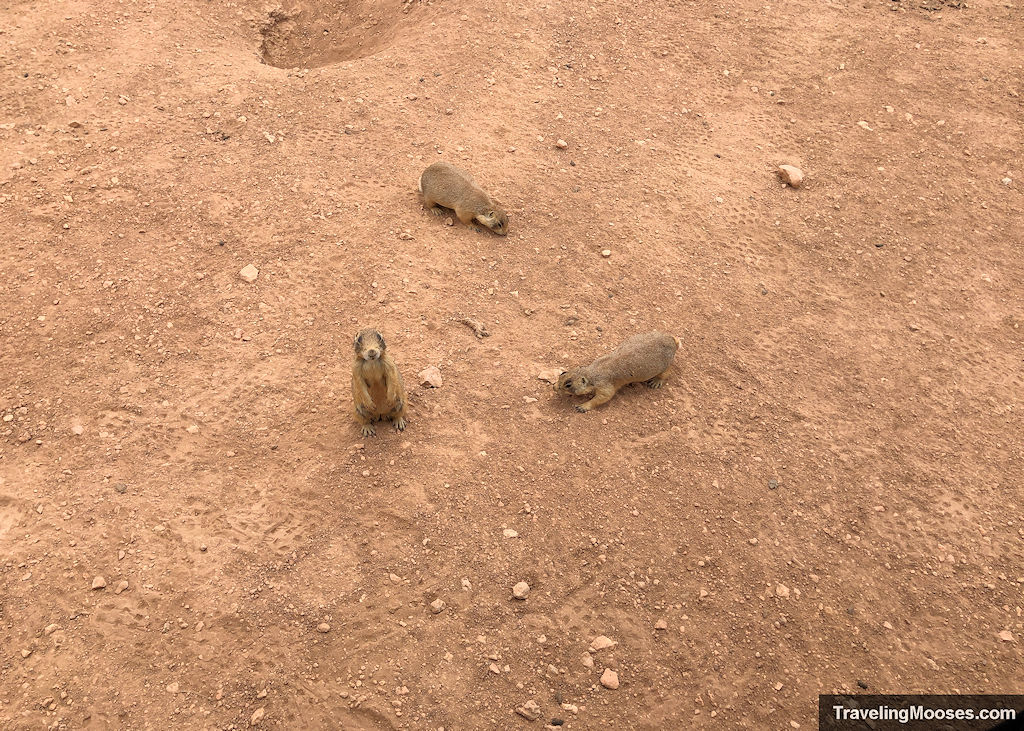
<box><xmin>260</xmin><ymin>0</ymin><xmax>410</xmax><ymax>68</ymax></box>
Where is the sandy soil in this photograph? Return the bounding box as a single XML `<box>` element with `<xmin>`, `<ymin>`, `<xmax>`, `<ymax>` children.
<box><xmin>1</xmin><ymin>0</ymin><xmax>1022</xmax><ymax>728</ymax></box>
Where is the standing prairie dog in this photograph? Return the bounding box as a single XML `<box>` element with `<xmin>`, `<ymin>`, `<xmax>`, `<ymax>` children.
<box><xmin>351</xmin><ymin>328</ymin><xmax>407</xmax><ymax>436</ymax></box>
<box><xmin>418</xmin><ymin>162</ymin><xmax>508</xmax><ymax>235</ymax></box>
<box><xmin>556</xmin><ymin>331</ymin><xmax>680</xmax><ymax>413</ymax></box>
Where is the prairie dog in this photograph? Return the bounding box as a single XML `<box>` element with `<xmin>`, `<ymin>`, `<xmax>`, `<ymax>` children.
<box><xmin>556</xmin><ymin>331</ymin><xmax>679</xmax><ymax>413</ymax></box>
<box><xmin>418</xmin><ymin>162</ymin><xmax>508</xmax><ymax>235</ymax></box>
<box><xmin>351</xmin><ymin>328</ymin><xmax>408</xmax><ymax>436</ymax></box>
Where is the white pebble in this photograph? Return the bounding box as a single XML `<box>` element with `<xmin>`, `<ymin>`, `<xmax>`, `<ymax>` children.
<box><xmin>418</xmin><ymin>366</ymin><xmax>443</xmax><ymax>388</ymax></box>
<box><xmin>239</xmin><ymin>264</ymin><xmax>259</xmax><ymax>283</ymax></box>
<box><xmin>778</xmin><ymin>165</ymin><xmax>804</xmax><ymax>188</ymax></box>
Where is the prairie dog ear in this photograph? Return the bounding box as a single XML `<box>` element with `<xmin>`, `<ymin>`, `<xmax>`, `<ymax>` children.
<box><xmin>378</xmin><ymin>334</ymin><xmax>386</xmax><ymax>350</ymax></box>
<box><xmin>353</xmin><ymin>332</ymin><xmax>363</xmax><ymax>350</ymax></box>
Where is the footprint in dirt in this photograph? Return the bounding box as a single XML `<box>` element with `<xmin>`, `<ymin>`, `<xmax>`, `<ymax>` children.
<box><xmin>0</xmin><ymin>492</ymin><xmax>27</xmax><ymax>545</ymax></box>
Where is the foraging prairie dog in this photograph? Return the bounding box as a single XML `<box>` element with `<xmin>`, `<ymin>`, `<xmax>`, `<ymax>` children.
<box><xmin>419</xmin><ymin>162</ymin><xmax>508</xmax><ymax>235</ymax></box>
<box><xmin>556</xmin><ymin>331</ymin><xmax>680</xmax><ymax>413</ymax></box>
<box><xmin>351</xmin><ymin>328</ymin><xmax>408</xmax><ymax>436</ymax></box>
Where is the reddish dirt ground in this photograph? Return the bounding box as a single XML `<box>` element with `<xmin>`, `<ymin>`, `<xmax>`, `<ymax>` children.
<box><xmin>1</xmin><ymin>0</ymin><xmax>1022</xmax><ymax>728</ymax></box>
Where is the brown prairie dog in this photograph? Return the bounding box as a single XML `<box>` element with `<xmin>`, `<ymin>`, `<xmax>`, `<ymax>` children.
<box><xmin>556</xmin><ymin>331</ymin><xmax>680</xmax><ymax>413</ymax></box>
<box><xmin>351</xmin><ymin>328</ymin><xmax>408</xmax><ymax>436</ymax></box>
<box><xmin>418</xmin><ymin>162</ymin><xmax>508</xmax><ymax>236</ymax></box>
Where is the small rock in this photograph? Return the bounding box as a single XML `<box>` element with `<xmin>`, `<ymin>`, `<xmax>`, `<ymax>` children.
<box><xmin>91</xmin><ymin>576</ymin><xmax>106</xmax><ymax>590</ymax></box>
<box><xmin>389</xmin><ymin>573</ymin><xmax>402</xmax><ymax>584</ymax></box>
<box><xmin>418</xmin><ymin>365</ymin><xmax>443</xmax><ymax>388</ymax></box>
<box><xmin>778</xmin><ymin>165</ymin><xmax>804</xmax><ymax>188</ymax></box>
<box><xmin>589</xmin><ymin>635</ymin><xmax>616</xmax><ymax>652</ymax></box>
<box><xmin>555</xmin><ymin>139</ymin><xmax>568</xmax><ymax>149</ymax></box>
<box><xmin>600</xmin><ymin>668</ymin><xmax>619</xmax><ymax>689</ymax></box>
<box><xmin>768</xmin><ymin>479</ymin><xmax>779</xmax><ymax>490</ymax></box>
<box><xmin>537</xmin><ymin>368</ymin><xmax>563</xmax><ymax>384</ymax></box>
<box><xmin>1001</xmin><ymin>177</ymin><xmax>1012</xmax><ymax>185</ymax></box>
<box><xmin>601</xmin><ymin>249</ymin><xmax>612</xmax><ymax>257</ymax></box>
<box><xmin>654</xmin><ymin>619</ymin><xmax>668</xmax><ymax>630</ymax></box>
<box><xmin>44</xmin><ymin>623</ymin><xmax>59</xmax><ymax>636</ymax></box>
<box><xmin>21</xmin><ymin>648</ymin><xmax>32</xmax><ymax>658</ymax></box>
<box><xmin>114</xmin><ymin>580</ymin><xmax>129</xmax><ymax>595</ymax></box>
<box><xmin>489</xmin><ymin>662</ymin><xmax>500</xmax><ymax>674</ymax></box>
<box><xmin>250</xmin><ymin>707</ymin><xmax>265</xmax><ymax>725</ymax></box>
<box><xmin>512</xmin><ymin>581</ymin><xmax>531</xmax><ymax>600</ymax></box>
<box><xmin>185</xmin><ymin>425</ymin><xmax>200</xmax><ymax>434</ymax></box>
<box><xmin>503</xmin><ymin>529</ymin><xmax>519</xmax><ymax>538</ymax></box>
<box><xmin>239</xmin><ymin>264</ymin><xmax>259</xmax><ymax>283</ymax></box>
<box><xmin>776</xmin><ymin>584</ymin><xmax>790</xmax><ymax>598</ymax></box>
<box><xmin>997</xmin><ymin>630</ymin><xmax>1015</xmax><ymax>642</ymax></box>
<box><xmin>114</xmin><ymin>483</ymin><xmax>128</xmax><ymax>494</ymax></box>
<box><xmin>581</xmin><ymin>652</ymin><xmax>594</xmax><ymax>668</ymax></box>
<box><xmin>166</xmin><ymin>682</ymin><xmax>179</xmax><ymax>694</ymax></box>
<box><xmin>71</xmin><ymin>424</ymin><xmax>84</xmax><ymax>435</ymax></box>
<box><xmin>317</xmin><ymin>623</ymin><xmax>331</xmax><ymax>633</ymax></box>
<box><xmin>552</xmin><ymin>719</ymin><xmax>564</xmax><ymax>726</ymax></box>
<box><xmin>430</xmin><ymin>598</ymin><xmax>446</xmax><ymax>614</ymax></box>
<box><xmin>515</xmin><ymin>700</ymin><xmax>542</xmax><ymax>721</ymax></box>
<box><xmin>857</xmin><ymin>120</ymin><xmax>874</xmax><ymax>131</ymax></box>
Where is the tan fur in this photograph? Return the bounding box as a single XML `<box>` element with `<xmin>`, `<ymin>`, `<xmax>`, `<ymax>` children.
<box><xmin>419</xmin><ymin>162</ymin><xmax>508</xmax><ymax>235</ymax></box>
<box><xmin>555</xmin><ymin>331</ymin><xmax>679</xmax><ymax>413</ymax></box>
<box><xmin>351</xmin><ymin>328</ymin><xmax>408</xmax><ymax>436</ymax></box>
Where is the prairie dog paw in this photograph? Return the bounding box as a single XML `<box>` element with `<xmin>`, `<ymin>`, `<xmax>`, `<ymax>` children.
<box><xmin>393</xmin><ymin>417</ymin><xmax>407</xmax><ymax>432</ymax></box>
<box><xmin>361</xmin><ymin>424</ymin><xmax>376</xmax><ymax>437</ymax></box>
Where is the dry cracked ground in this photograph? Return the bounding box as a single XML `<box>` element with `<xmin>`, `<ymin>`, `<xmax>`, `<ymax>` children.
<box><xmin>0</xmin><ymin>0</ymin><xmax>1022</xmax><ymax>728</ymax></box>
